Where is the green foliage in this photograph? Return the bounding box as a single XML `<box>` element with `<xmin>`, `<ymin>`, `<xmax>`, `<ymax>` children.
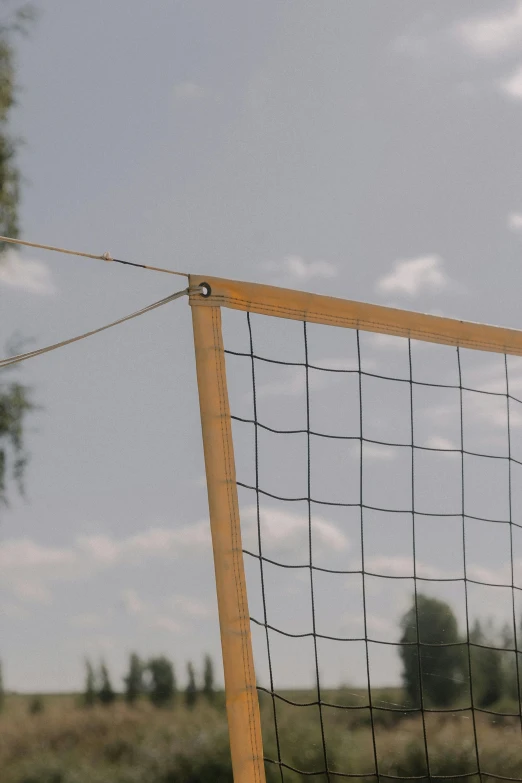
<box><xmin>147</xmin><ymin>656</ymin><xmax>176</xmax><ymax>708</ymax></box>
<box><xmin>202</xmin><ymin>654</ymin><xmax>215</xmax><ymax>703</ymax></box>
<box><xmin>4</xmin><ymin>691</ymin><xmax>522</xmax><ymax>782</ymax></box>
<box><xmin>399</xmin><ymin>593</ymin><xmax>465</xmax><ymax>707</ymax></box>
<box><xmin>185</xmin><ymin>661</ymin><xmax>197</xmax><ymax>710</ymax></box>
<box><xmin>470</xmin><ymin>619</ymin><xmax>506</xmax><ymax>708</ymax></box>
<box><xmin>0</xmin><ymin>0</ymin><xmax>36</xmax><ymax>248</ymax></box>
<box><xmin>10</xmin><ymin>758</ymin><xmax>66</xmax><ymax>783</ymax></box>
<box><xmin>499</xmin><ymin>623</ymin><xmax>522</xmax><ymax>704</ymax></box>
<box><xmin>28</xmin><ymin>695</ymin><xmax>43</xmax><ymax>715</ymax></box>
<box><xmin>0</xmin><ymin>2</ymin><xmax>37</xmax><ymax>509</ymax></box>
<box><xmin>83</xmin><ymin>659</ymin><xmax>96</xmax><ymax>707</ymax></box>
<box><xmin>123</xmin><ymin>652</ymin><xmax>143</xmax><ymax>705</ymax></box>
<box><xmin>98</xmin><ymin>661</ymin><xmax>116</xmax><ymax>706</ymax></box>
<box><xmin>0</xmin><ymin>378</ymin><xmax>33</xmax><ymax>506</ymax></box>
<box><xmin>0</xmin><ymin>658</ymin><xmax>4</xmax><ymax>712</ymax></box>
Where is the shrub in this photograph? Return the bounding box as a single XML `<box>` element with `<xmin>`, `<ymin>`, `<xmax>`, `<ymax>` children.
<box><xmin>28</xmin><ymin>696</ymin><xmax>44</xmax><ymax>715</ymax></box>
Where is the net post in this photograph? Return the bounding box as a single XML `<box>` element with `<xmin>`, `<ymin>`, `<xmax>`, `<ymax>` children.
<box><xmin>190</xmin><ymin>294</ymin><xmax>266</xmax><ymax>783</ymax></box>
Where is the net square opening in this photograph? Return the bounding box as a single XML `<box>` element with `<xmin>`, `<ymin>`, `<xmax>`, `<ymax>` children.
<box><xmin>310</xmin><ymin>435</ymin><xmax>359</xmax><ymax>505</ymax></box>
<box><xmin>360</xmin><ymin>373</ymin><xmax>411</xmax><ymax>445</ymax></box>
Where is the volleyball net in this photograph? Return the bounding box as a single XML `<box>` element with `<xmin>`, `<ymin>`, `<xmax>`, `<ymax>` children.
<box><xmin>190</xmin><ymin>276</ymin><xmax>522</xmax><ymax>783</ymax></box>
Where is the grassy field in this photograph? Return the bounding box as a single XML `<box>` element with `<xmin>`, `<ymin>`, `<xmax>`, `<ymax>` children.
<box><xmin>2</xmin><ymin>691</ymin><xmax>522</xmax><ymax>782</ymax></box>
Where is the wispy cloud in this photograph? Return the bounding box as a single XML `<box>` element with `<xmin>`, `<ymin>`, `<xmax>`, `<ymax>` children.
<box><xmin>347</xmin><ymin>440</ymin><xmax>398</xmax><ymax>463</ymax></box>
<box><xmin>174</xmin><ymin>81</ymin><xmax>207</xmax><ymax>101</ymax></box>
<box><xmin>241</xmin><ymin>506</ymin><xmax>349</xmax><ymax>555</ymax></box>
<box><xmin>370</xmin><ymin>333</ymin><xmax>407</xmax><ymax>350</ymax></box>
<box><xmin>354</xmin><ymin>554</ymin><xmax>522</xmax><ymax>599</ymax></box>
<box><xmin>424</xmin><ymin>435</ymin><xmax>458</xmax><ymax>452</ymax></box>
<box><xmin>77</xmin><ymin>521</ymin><xmax>210</xmax><ymax>565</ymax></box>
<box><xmin>393</xmin><ymin>33</ymin><xmax>429</xmax><ymax>58</ymax></box>
<box><xmin>0</xmin><ymin>250</ymin><xmax>55</xmax><ymax>295</ymax></box>
<box><xmin>0</xmin><ymin>520</ymin><xmax>211</xmax><ymax>605</ymax></box>
<box><xmin>256</xmin><ymin>367</ymin><xmax>306</xmax><ymax>398</ymax></box>
<box><xmin>264</xmin><ymin>255</ymin><xmax>337</xmax><ymax>286</ymax></box>
<box><xmin>455</xmin><ymin>2</ymin><xmax>522</xmax><ymax>58</ymax></box>
<box><xmin>362</xmin><ymin>443</ymin><xmax>396</xmax><ymax>461</ymax></box>
<box><xmin>70</xmin><ymin>612</ymin><xmax>105</xmax><ymax>629</ymax></box>
<box><xmin>377</xmin><ymin>255</ymin><xmax>449</xmax><ymax>297</ymax></box>
<box><xmin>340</xmin><ymin>610</ymin><xmax>398</xmax><ymax>638</ymax></box>
<box><xmin>365</xmin><ymin>555</ymin><xmax>442</xmax><ymax>580</ymax></box>
<box><xmin>169</xmin><ymin>595</ymin><xmax>210</xmax><ymax>618</ymax></box>
<box><xmin>121</xmin><ymin>588</ymin><xmax>147</xmax><ymax>615</ymax></box>
<box><xmin>121</xmin><ymin>589</ymin><xmax>184</xmax><ymax>634</ymax></box>
<box><xmin>255</xmin><ymin>358</ymin><xmax>363</xmax><ymax>399</ymax></box>
<box><xmin>508</xmin><ymin>211</ymin><xmax>522</xmax><ymax>232</ymax></box>
<box><xmin>0</xmin><ymin>538</ymin><xmax>77</xmax><ymax>604</ymax></box>
<box><xmin>500</xmin><ymin>64</ymin><xmax>522</xmax><ymax>100</ymax></box>
<box><xmin>0</xmin><ymin>538</ymin><xmax>75</xmax><ymax>570</ymax></box>
<box><xmin>391</xmin><ymin>11</ymin><xmax>441</xmax><ymax>59</ymax></box>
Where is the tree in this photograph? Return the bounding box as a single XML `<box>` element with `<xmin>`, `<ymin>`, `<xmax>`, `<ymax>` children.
<box><xmin>98</xmin><ymin>661</ymin><xmax>116</xmax><ymax>705</ymax></box>
<box><xmin>203</xmin><ymin>654</ymin><xmax>215</xmax><ymax>703</ymax></box>
<box><xmin>399</xmin><ymin>593</ymin><xmax>465</xmax><ymax>707</ymax></box>
<box><xmin>83</xmin><ymin>659</ymin><xmax>97</xmax><ymax>707</ymax></box>
<box><xmin>0</xmin><ymin>4</ymin><xmax>37</xmax><ymax>509</ymax></box>
<box><xmin>147</xmin><ymin>656</ymin><xmax>176</xmax><ymax>707</ymax></box>
<box><xmin>0</xmin><ymin>3</ymin><xmax>36</xmax><ymax>243</ymax></box>
<box><xmin>470</xmin><ymin>619</ymin><xmax>505</xmax><ymax>708</ymax></box>
<box><xmin>185</xmin><ymin>661</ymin><xmax>197</xmax><ymax>709</ymax></box>
<box><xmin>124</xmin><ymin>652</ymin><xmax>144</xmax><ymax>705</ymax></box>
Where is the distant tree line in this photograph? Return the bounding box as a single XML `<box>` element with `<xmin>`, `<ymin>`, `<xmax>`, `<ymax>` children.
<box><xmin>4</xmin><ymin>593</ymin><xmax>519</xmax><ymax>715</ymax></box>
<box><xmin>83</xmin><ymin>653</ymin><xmax>216</xmax><ymax>709</ymax></box>
<box><xmin>400</xmin><ymin>593</ymin><xmax>522</xmax><ymax>709</ymax></box>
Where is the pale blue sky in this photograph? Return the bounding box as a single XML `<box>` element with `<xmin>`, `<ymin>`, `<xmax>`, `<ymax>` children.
<box><xmin>1</xmin><ymin>0</ymin><xmax>522</xmax><ymax>692</ymax></box>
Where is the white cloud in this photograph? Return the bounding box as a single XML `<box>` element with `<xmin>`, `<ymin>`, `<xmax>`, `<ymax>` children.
<box><xmin>500</xmin><ymin>64</ymin><xmax>522</xmax><ymax>100</ymax></box>
<box><xmin>339</xmin><ymin>610</ymin><xmax>397</xmax><ymax>638</ymax></box>
<box><xmin>264</xmin><ymin>255</ymin><xmax>337</xmax><ymax>286</ymax></box>
<box><xmin>256</xmin><ymin>367</ymin><xmax>306</xmax><ymax>398</ymax></box>
<box><xmin>347</xmin><ymin>441</ymin><xmax>397</xmax><ymax>462</ymax></box>
<box><xmin>11</xmin><ymin>579</ymin><xmax>52</xmax><ymax>604</ymax></box>
<box><xmin>453</xmin><ymin>361</ymin><xmax>522</xmax><ymax>429</ymax></box>
<box><xmin>390</xmin><ymin>11</ymin><xmax>439</xmax><ymax>59</ymax></box>
<box><xmin>241</xmin><ymin>506</ymin><xmax>349</xmax><ymax>554</ymax></box>
<box><xmin>121</xmin><ymin>589</ymin><xmax>185</xmax><ymax>634</ymax></box>
<box><xmin>0</xmin><ymin>250</ymin><xmax>55</xmax><ymax>295</ymax></box>
<box><xmin>362</xmin><ymin>442</ymin><xmax>396</xmax><ymax>461</ymax></box>
<box><xmin>255</xmin><ymin>358</ymin><xmax>363</xmax><ymax>399</ymax></box>
<box><xmin>370</xmin><ymin>333</ymin><xmax>408</xmax><ymax>350</ymax></box>
<box><xmin>456</xmin><ymin>2</ymin><xmax>522</xmax><ymax>57</ymax></box>
<box><xmin>170</xmin><ymin>595</ymin><xmax>210</xmax><ymax>618</ymax></box>
<box><xmin>508</xmin><ymin>211</ymin><xmax>522</xmax><ymax>231</ymax></box>
<box><xmin>311</xmin><ymin>357</ymin><xmax>359</xmax><ymax>371</ymax></box>
<box><xmin>77</xmin><ymin>534</ymin><xmax>120</xmax><ymax>565</ymax></box>
<box><xmin>425</xmin><ymin>436</ymin><xmax>458</xmax><ymax>452</ymax></box>
<box><xmin>0</xmin><ymin>538</ymin><xmax>75</xmax><ymax>569</ymax></box>
<box><xmin>365</xmin><ymin>555</ymin><xmax>443</xmax><ymax>580</ymax></box>
<box><xmin>367</xmin><ymin>614</ymin><xmax>397</xmax><ymax>636</ymax></box>
<box><xmin>154</xmin><ymin>616</ymin><xmax>184</xmax><ymax>633</ymax></box>
<box><xmin>0</xmin><ymin>538</ymin><xmax>77</xmax><ymax>605</ymax></box>
<box><xmin>377</xmin><ymin>255</ymin><xmax>449</xmax><ymax>297</ymax></box>
<box><xmin>0</xmin><ymin>520</ymin><xmax>211</xmax><ymax>605</ymax></box>
<box><xmin>0</xmin><ymin>600</ymin><xmax>27</xmax><ymax>618</ymax></box>
<box><xmin>174</xmin><ymin>81</ymin><xmax>206</xmax><ymax>101</ymax></box>
<box><xmin>121</xmin><ymin>588</ymin><xmax>147</xmax><ymax>615</ymax></box>
<box><xmin>78</xmin><ymin>521</ymin><xmax>211</xmax><ymax>565</ymax></box>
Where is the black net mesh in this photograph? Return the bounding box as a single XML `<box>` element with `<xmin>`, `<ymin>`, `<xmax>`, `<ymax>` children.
<box><xmin>222</xmin><ymin>307</ymin><xmax>522</xmax><ymax>782</ymax></box>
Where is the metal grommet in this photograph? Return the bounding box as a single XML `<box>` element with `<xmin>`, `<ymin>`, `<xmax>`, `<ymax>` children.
<box><xmin>200</xmin><ymin>282</ymin><xmax>212</xmax><ymax>298</ymax></box>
